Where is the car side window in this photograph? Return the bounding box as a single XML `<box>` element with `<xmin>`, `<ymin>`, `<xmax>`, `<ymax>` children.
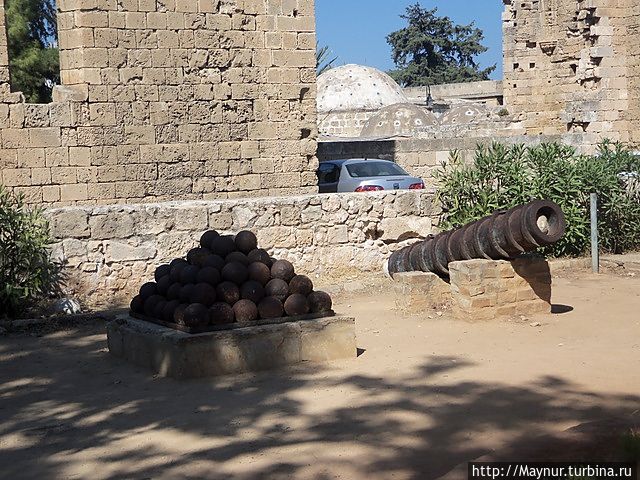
<box><xmin>318</xmin><ymin>163</ymin><xmax>340</xmax><ymax>184</ymax></box>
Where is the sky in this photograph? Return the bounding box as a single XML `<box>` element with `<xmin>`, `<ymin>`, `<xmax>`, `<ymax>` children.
<box><xmin>316</xmin><ymin>0</ymin><xmax>505</xmax><ymax>80</ymax></box>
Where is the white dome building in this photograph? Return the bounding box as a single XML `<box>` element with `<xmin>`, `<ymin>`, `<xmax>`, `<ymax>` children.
<box><xmin>317</xmin><ymin>64</ymin><xmax>410</xmax><ymax>138</ymax></box>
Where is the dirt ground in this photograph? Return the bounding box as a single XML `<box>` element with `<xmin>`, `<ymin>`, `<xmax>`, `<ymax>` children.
<box><xmin>1</xmin><ymin>269</ymin><xmax>639</xmax><ymax>480</ymax></box>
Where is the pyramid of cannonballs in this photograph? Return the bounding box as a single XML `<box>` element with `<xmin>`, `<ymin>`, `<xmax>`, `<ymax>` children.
<box><xmin>130</xmin><ymin>230</ymin><xmax>333</xmax><ymax>330</ymax></box>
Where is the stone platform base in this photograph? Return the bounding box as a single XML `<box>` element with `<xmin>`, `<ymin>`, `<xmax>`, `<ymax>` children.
<box><xmin>394</xmin><ymin>257</ymin><xmax>552</xmax><ymax>320</ymax></box>
<box><xmin>107</xmin><ymin>315</ymin><xmax>356</xmax><ymax>379</ymax></box>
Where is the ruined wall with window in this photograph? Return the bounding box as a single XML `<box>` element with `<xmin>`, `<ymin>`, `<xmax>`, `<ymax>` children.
<box><xmin>502</xmin><ymin>0</ymin><xmax>639</xmax><ymax>146</ymax></box>
<box><xmin>0</xmin><ymin>0</ymin><xmax>318</xmax><ymax>206</ymax></box>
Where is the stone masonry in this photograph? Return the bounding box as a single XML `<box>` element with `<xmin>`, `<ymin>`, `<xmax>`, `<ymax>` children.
<box><xmin>47</xmin><ymin>190</ymin><xmax>439</xmax><ymax>308</ymax></box>
<box><xmin>393</xmin><ymin>257</ymin><xmax>553</xmax><ymax>320</ymax></box>
<box><xmin>503</xmin><ymin>0</ymin><xmax>640</xmax><ymax>146</ymax></box>
<box><xmin>449</xmin><ymin>258</ymin><xmax>552</xmax><ymax>320</ymax></box>
<box><xmin>0</xmin><ymin>0</ymin><xmax>318</xmax><ymax>206</ymax></box>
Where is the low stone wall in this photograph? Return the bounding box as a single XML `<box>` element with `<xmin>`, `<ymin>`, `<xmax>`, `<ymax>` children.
<box><xmin>47</xmin><ymin>190</ymin><xmax>440</xmax><ymax>308</ymax></box>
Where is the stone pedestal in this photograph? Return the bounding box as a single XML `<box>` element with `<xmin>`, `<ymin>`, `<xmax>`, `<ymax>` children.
<box><xmin>393</xmin><ymin>271</ymin><xmax>451</xmax><ymax>314</ymax></box>
<box><xmin>107</xmin><ymin>315</ymin><xmax>357</xmax><ymax>379</ymax></box>
<box><xmin>449</xmin><ymin>258</ymin><xmax>552</xmax><ymax>320</ymax></box>
<box><xmin>393</xmin><ymin>257</ymin><xmax>552</xmax><ymax>320</ymax></box>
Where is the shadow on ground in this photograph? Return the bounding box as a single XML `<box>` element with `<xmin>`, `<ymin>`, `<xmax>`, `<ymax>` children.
<box><xmin>0</xmin><ymin>322</ymin><xmax>638</xmax><ymax>479</ymax></box>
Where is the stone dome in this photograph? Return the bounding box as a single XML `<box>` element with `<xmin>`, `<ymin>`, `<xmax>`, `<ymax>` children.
<box><xmin>317</xmin><ymin>64</ymin><xmax>409</xmax><ymax>113</ymax></box>
<box><xmin>439</xmin><ymin>104</ymin><xmax>491</xmax><ymax>125</ymax></box>
<box><xmin>360</xmin><ymin>103</ymin><xmax>438</xmax><ymax>138</ymax></box>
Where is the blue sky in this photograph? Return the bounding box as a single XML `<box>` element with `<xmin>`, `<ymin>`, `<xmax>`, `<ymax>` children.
<box><xmin>316</xmin><ymin>0</ymin><xmax>504</xmax><ymax>80</ymax></box>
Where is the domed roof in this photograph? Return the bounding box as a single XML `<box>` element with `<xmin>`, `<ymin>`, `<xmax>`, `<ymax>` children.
<box><xmin>360</xmin><ymin>103</ymin><xmax>438</xmax><ymax>138</ymax></box>
<box><xmin>439</xmin><ymin>104</ymin><xmax>491</xmax><ymax>125</ymax></box>
<box><xmin>317</xmin><ymin>64</ymin><xmax>409</xmax><ymax>113</ymax></box>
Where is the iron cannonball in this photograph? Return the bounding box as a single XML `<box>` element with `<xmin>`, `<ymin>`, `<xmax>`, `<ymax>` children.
<box><xmin>226</xmin><ymin>251</ymin><xmax>250</xmax><ymax>266</ymax></box>
<box><xmin>173</xmin><ymin>304</ymin><xmax>188</xmax><ymax>325</ymax></box>
<box><xmin>235</xmin><ymin>230</ymin><xmax>258</xmax><ymax>254</ymax></box>
<box><xmin>144</xmin><ymin>295</ymin><xmax>164</xmax><ymax>317</ymax></box>
<box><xmin>307</xmin><ymin>291</ymin><xmax>333</xmax><ymax>314</ymax></box>
<box><xmin>271</xmin><ymin>260</ymin><xmax>295</xmax><ymax>282</ymax></box>
<box><xmin>154</xmin><ymin>264</ymin><xmax>171</xmax><ymax>281</ymax></box>
<box><xmin>258</xmin><ymin>297</ymin><xmax>284</xmax><ymax>319</ymax></box>
<box><xmin>233</xmin><ymin>299</ymin><xmax>258</xmax><ymax>322</ymax></box>
<box><xmin>209</xmin><ymin>302</ymin><xmax>235</xmax><ymax>325</ymax></box>
<box><xmin>247</xmin><ymin>248</ymin><xmax>272</xmax><ymax>266</ymax></box>
<box><xmin>196</xmin><ymin>266</ymin><xmax>221</xmax><ymax>286</ymax></box>
<box><xmin>187</xmin><ymin>248</ymin><xmax>210</xmax><ymax>267</ymax></box>
<box><xmin>153</xmin><ymin>299</ymin><xmax>167</xmax><ymax>319</ymax></box>
<box><xmin>284</xmin><ymin>294</ymin><xmax>310</xmax><ymax>317</ymax></box>
<box><xmin>203</xmin><ymin>254</ymin><xmax>226</xmax><ymax>270</ymax></box>
<box><xmin>265</xmin><ymin>278</ymin><xmax>289</xmax><ymax>302</ymax></box>
<box><xmin>179</xmin><ymin>265</ymin><xmax>200</xmax><ymax>284</ymax></box>
<box><xmin>200</xmin><ymin>230</ymin><xmax>219</xmax><ymax>249</ymax></box>
<box><xmin>139</xmin><ymin>282</ymin><xmax>158</xmax><ymax>300</ymax></box>
<box><xmin>216</xmin><ymin>281</ymin><xmax>241</xmax><ymax>305</ymax></box>
<box><xmin>166</xmin><ymin>282</ymin><xmax>182</xmax><ymax>301</ymax></box>
<box><xmin>241</xmin><ymin>280</ymin><xmax>265</xmax><ymax>304</ymax></box>
<box><xmin>211</xmin><ymin>235</ymin><xmax>236</xmax><ymax>257</ymax></box>
<box><xmin>191</xmin><ymin>283</ymin><xmax>217</xmax><ymax>306</ymax></box>
<box><xmin>156</xmin><ymin>275</ymin><xmax>172</xmax><ymax>296</ymax></box>
<box><xmin>170</xmin><ymin>262</ymin><xmax>187</xmax><ymax>282</ymax></box>
<box><xmin>289</xmin><ymin>275</ymin><xmax>313</xmax><ymax>296</ymax></box>
<box><xmin>222</xmin><ymin>262</ymin><xmax>249</xmax><ymax>285</ymax></box>
<box><xmin>162</xmin><ymin>300</ymin><xmax>181</xmax><ymax>323</ymax></box>
<box><xmin>248</xmin><ymin>262</ymin><xmax>271</xmax><ymax>286</ymax></box>
<box><xmin>183</xmin><ymin>304</ymin><xmax>210</xmax><ymax>328</ymax></box>
<box><xmin>170</xmin><ymin>258</ymin><xmax>188</xmax><ymax>269</ymax></box>
<box><xmin>130</xmin><ymin>295</ymin><xmax>144</xmax><ymax>314</ymax></box>
<box><xmin>179</xmin><ymin>284</ymin><xmax>196</xmax><ymax>304</ymax></box>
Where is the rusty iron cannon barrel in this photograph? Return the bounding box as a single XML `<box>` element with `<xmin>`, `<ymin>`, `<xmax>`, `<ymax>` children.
<box><xmin>388</xmin><ymin>200</ymin><xmax>567</xmax><ymax>277</ymax></box>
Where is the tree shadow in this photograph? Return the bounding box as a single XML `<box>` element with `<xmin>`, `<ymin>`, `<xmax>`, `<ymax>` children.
<box><xmin>0</xmin><ymin>322</ymin><xmax>638</xmax><ymax>480</ymax></box>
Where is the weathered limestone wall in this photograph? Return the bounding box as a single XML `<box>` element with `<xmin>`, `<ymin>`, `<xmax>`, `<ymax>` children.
<box><xmin>46</xmin><ymin>190</ymin><xmax>439</xmax><ymax>307</ymax></box>
<box><xmin>503</xmin><ymin>0</ymin><xmax>639</xmax><ymax>145</ymax></box>
<box><xmin>0</xmin><ymin>0</ymin><xmax>318</xmax><ymax>206</ymax></box>
<box><xmin>318</xmin><ymin>110</ymin><xmax>377</xmax><ymax>138</ymax></box>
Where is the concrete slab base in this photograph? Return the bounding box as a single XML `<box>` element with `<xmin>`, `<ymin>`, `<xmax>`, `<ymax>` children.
<box><xmin>107</xmin><ymin>315</ymin><xmax>357</xmax><ymax>379</ymax></box>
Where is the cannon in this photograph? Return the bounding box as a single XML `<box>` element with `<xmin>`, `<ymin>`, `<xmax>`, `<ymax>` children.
<box><xmin>388</xmin><ymin>200</ymin><xmax>567</xmax><ymax>277</ymax></box>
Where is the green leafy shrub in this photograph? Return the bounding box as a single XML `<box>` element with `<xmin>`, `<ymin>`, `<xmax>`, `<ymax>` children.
<box><xmin>435</xmin><ymin>141</ymin><xmax>640</xmax><ymax>257</ymax></box>
<box><xmin>0</xmin><ymin>185</ymin><xmax>61</xmax><ymax>318</ymax></box>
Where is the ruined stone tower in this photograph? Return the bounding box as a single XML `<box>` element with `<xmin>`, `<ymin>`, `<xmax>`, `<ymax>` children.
<box><xmin>503</xmin><ymin>0</ymin><xmax>640</xmax><ymax>147</ymax></box>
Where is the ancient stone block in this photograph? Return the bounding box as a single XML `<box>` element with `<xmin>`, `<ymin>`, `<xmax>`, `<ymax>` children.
<box><xmin>107</xmin><ymin>315</ymin><xmax>357</xmax><ymax>379</ymax></box>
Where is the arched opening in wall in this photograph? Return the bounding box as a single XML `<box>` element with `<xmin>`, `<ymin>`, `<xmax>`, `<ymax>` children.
<box><xmin>4</xmin><ymin>0</ymin><xmax>59</xmax><ymax>103</ymax></box>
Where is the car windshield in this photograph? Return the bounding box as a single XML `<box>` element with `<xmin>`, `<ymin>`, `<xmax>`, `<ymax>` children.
<box><xmin>345</xmin><ymin>161</ymin><xmax>408</xmax><ymax>178</ymax></box>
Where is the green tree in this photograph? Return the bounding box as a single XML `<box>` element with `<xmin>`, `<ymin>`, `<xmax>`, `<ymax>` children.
<box><xmin>387</xmin><ymin>3</ymin><xmax>495</xmax><ymax>87</ymax></box>
<box><xmin>316</xmin><ymin>43</ymin><xmax>337</xmax><ymax>76</ymax></box>
<box><xmin>5</xmin><ymin>0</ymin><xmax>60</xmax><ymax>103</ymax></box>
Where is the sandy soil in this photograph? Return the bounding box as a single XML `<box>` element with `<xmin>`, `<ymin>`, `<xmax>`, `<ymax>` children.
<box><xmin>0</xmin><ymin>271</ymin><xmax>639</xmax><ymax>480</ymax></box>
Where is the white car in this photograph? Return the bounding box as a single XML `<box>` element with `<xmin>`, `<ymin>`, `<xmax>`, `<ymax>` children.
<box><xmin>318</xmin><ymin>159</ymin><xmax>425</xmax><ymax>193</ymax></box>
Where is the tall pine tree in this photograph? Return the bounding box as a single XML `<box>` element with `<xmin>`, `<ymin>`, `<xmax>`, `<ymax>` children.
<box><xmin>5</xmin><ymin>0</ymin><xmax>59</xmax><ymax>103</ymax></box>
<box><xmin>387</xmin><ymin>4</ymin><xmax>495</xmax><ymax>87</ymax></box>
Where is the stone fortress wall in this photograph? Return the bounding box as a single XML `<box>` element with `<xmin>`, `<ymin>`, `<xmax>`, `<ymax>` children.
<box><xmin>0</xmin><ymin>0</ymin><xmax>318</xmax><ymax>206</ymax></box>
<box><xmin>502</xmin><ymin>0</ymin><xmax>640</xmax><ymax>144</ymax></box>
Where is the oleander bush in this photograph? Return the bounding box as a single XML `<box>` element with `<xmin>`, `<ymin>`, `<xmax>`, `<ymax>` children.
<box><xmin>435</xmin><ymin>141</ymin><xmax>640</xmax><ymax>257</ymax></box>
<box><xmin>0</xmin><ymin>185</ymin><xmax>61</xmax><ymax>318</ymax></box>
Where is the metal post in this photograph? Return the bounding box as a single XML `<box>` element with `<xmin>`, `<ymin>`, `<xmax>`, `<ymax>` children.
<box><xmin>590</xmin><ymin>193</ymin><xmax>599</xmax><ymax>274</ymax></box>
